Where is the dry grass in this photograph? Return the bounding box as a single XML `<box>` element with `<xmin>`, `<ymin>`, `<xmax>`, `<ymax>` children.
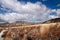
<box><xmin>0</xmin><ymin>23</ymin><xmax>60</xmax><ymax>40</ymax></box>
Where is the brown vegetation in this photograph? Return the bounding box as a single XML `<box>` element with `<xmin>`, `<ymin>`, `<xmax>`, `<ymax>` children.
<box><xmin>0</xmin><ymin>23</ymin><xmax>60</xmax><ymax>40</ymax></box>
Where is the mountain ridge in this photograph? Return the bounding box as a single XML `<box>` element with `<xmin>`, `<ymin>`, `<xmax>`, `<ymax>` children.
<box><xmin>43</xmin><ymin>18</ymin><xmax>60</xmax><ymax>23</ymax></box>
<box><xmin>0</xmin><ymin>18</ymin><xmax>60</xmax><ymax>27</ymax></box>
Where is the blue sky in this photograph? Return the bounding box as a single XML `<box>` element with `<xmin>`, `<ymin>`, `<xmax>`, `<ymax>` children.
<box><xmin>18</xmin><ymin>0</ymin><xmax>60</xmax><ymax>9</ymax></box>
<box><xmin>0</xmin><ymin>0</ymin><xmax>60</xmax><ymax>23</ymax></box>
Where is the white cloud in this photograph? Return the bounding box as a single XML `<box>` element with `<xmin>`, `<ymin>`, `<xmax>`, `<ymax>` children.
<box><xmin>0</xmin><ymin>0</ymin><xmax>60</xmax><ymax>23</ymax></box>
<box><xmin>49</xmin><ymin>15</ymin><xmax>58</xmax><ymax>19</ymax></box>
<box><xmin>56</xmin><ymin>9</ymin><xmax>60</xmax><ymax>18</ymax></box>
<box><xmin>56</xmin><ymin>9</ymin><xmax>60</xmax><ymax>15</ymax></box>
<box><xmin>57</xmin><ymin>4</ymin><xmax>60</xmax><ymax>7</ymax></box>
<box><xmin>0</xmin><ymin>13</ymin><xmax>35</xmax><ymax>23</ymax></box>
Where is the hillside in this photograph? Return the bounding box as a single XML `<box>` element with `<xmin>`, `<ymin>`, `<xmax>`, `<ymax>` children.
<box><xmin>0</xmin><ymin>18</ymin><xmax>60</xmax><ymax>40</ymax></box>
<box><xmin>0</xmin><ymin>23</ymin><xmax>60</xmax><ymax>40</ymax></box>
<box><xmin>0</xmin><ymin>18</ymin><xmax>60</xmax><ymax>27</ymax></box>
<box><xmin>0</xmin><ymin>21</ymin><xmax>36</xmax><ymax>27</ymax></box>
<box><xmin>42</xmin><ymin>18</ymin><xmax>60</xmax><ymax>23</ymax></box>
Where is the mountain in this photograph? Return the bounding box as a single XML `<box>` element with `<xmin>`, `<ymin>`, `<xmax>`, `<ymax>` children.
<box><xmin>0</xmin><ymin>18</ymin><xmax>60</xmax><ymax>40</ymax></box>
<box><xmin>0</xmin><ymin>19</ymin><xmax>7</xmax><ymax>24</ymax></box>
<box><xmin>0</xmin><ymin>21</ymin><xmax>35</xmax><ymax>27</ymax></box>
<box><xmin>0</xmin><ymin>18</ymin><xmax>60</xmax><ymax>27</ymax></box>
<box><xmin>0</xmin><ymin>19</ymin><xmax>60</xmax><ymax>40</ymax></box>
<box><xmin>0</xmin><ymin>19</ymin><xmax>5</xmax><ymax>22</ymax></box>
<box><xmin>43</xmin><ymin>18</ymin><xmax>60</xmax><ymax>23</ymax></box>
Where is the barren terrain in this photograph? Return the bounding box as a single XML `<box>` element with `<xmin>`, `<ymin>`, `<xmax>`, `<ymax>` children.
<box><xmin>0</xmin><ymin>18</ymin><xmax>60</xmax><ymax>40</ymax></box>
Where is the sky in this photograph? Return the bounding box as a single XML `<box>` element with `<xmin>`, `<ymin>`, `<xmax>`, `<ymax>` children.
<box><xmin>0</xmin><ymin>0</ymin><xmax>60</xmax><ymax>23</ymax></box>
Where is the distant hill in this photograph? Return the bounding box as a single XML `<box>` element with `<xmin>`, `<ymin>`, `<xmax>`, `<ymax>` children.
<box><xmin>0</xmin><ymin>19</ymin><xmax>5</xmax><ymax>22</ymax></box>
<box><xmin>0</xmin><ymin>19</ymin><xmax>7</xmax><ymax>24</ymax></box>
<box><xmin>43</xmin><ymin>18</ymin><xmax>60</xmax><ymax>23</ymax></box>
<box><xmin>0</xmin><ymin>18</ymin><xmax>60</xmax><ymax>27</ymax></box>
<box><xmin>0</xmin><ymin>21</ymin><xmax>36</xmax><ymax>27</ymax></box>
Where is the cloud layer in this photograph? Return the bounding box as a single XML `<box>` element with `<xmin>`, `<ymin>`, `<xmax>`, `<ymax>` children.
<box><xmin>0</xmin><ymin>0</ymin><xmax>60</xmax><ymax>23</ymax></box>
